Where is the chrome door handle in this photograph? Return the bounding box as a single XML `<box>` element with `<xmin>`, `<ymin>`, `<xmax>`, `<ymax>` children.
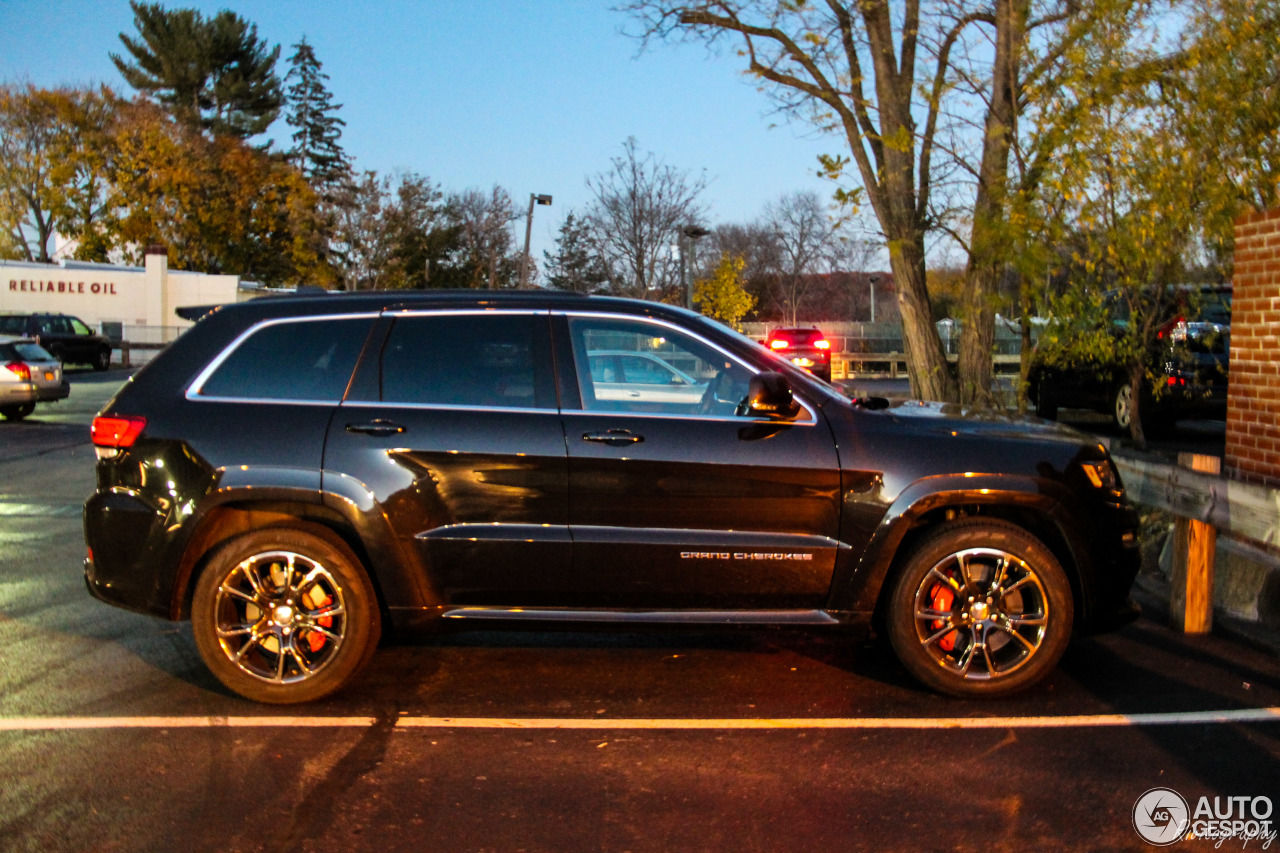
<box><xmin>582</xmin><ymin>429</ymin><xmax>644</xmax><ymax>446</ymax></box>
<box><xmin>345</xmin><ymin>419</ymin><xmax>405</xmax><ymax>437</ymax></box>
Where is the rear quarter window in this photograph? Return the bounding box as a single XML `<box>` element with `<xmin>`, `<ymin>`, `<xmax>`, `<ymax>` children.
<box><xmin>195</xmin><ymin>316</ymin><xmax>372</xmax><ymax>402</ymax></box>
<box><xmin>0</xmin><ymin>316</ymin><xmax>27</xmax><ymax>335</ymax></box>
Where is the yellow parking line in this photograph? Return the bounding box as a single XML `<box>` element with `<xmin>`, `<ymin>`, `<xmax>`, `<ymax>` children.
<box><xmin>0</xmin><ymin>707</ymin><xmax>1278</xmax><ymax>731</ymax></box>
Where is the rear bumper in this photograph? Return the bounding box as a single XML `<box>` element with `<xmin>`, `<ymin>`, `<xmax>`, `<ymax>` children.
<box><xmin>1</xmin><ymin>379</ymin><xmax>69</xmax><ymax>405</ymax></box>
<box><xmin>82</xmin><ymin>489</ymin><xmax>174</xmax><ymax>619</ymax></box>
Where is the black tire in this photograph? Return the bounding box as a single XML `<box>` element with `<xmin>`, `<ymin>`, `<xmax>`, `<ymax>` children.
<box><xmin>93</xmin><ymin>346</ymin><xmax>111</xmax><ymax>371</ymax></box>
<box><xmin>1</xmin><ymin>402</ymin><xmax>36</xmax><ymax>421</ymax></box>
<box><xmin>191</xmin><ymin>526</ymin><xmax>381</xmax><ymax>704</ymax></box>
<box><xmin>885</xmin><ymin>519</ymin><xmax>1074</xmax><ymax>698</ymax></box>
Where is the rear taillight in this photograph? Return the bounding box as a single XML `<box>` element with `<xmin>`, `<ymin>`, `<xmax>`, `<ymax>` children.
<box><xmin>91</xmin><ymin>415</ymin><xmax>147</xmax><ymax>448</ymax></box>
<box><xmin>814</xmin><ymin>339</ymin><xmax>830</xmax><ymax>350</ymax></box>
<box><xmin>5</xmin><ymin>361</ymin><xmax>31</xmax><ymax>382</ymax></box>
<box><xmin>769</xmin><ymin>340</ymin><xmax>788</xmax><ymax>350</ymax></box>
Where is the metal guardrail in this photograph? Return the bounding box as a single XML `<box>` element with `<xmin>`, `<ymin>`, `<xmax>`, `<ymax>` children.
<box><xmin>117</xmin><ymin>341</ymin><xmax>168</xmax><ymax>368</ymax></box>
<box><xmin>1113</xmin><ymin>451</ymin><xmax>1280</xmax><ymax>634</ymax></box>
<box><xmin>832</xmin><ymin>353</ymin><xmax>1023</xmax><ymax>380</ymax></box>
<box><xmin>1113</xmin><ymin>454</ymin><xmax>1280</xmax><ymax>549</ymax></box>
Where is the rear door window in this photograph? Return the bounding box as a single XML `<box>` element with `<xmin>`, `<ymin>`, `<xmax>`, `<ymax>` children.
<box><xmin>377</xmin><ymin>313</ymin><xmax>554</xmax><ymax>409</ymax></box>
<box><xmin>194</xmin><ymin>316</ymin><xmax>372</xmax><ymax>402</ymax></box>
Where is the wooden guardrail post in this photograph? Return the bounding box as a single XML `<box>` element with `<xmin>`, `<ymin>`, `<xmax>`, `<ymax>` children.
<box><xmin>1169</xmin><ymin>453</ymin><xmax>1221</xmax><ymax>633</ymax></box>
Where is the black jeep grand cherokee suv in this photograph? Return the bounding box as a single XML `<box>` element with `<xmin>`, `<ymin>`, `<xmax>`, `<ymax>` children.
<box><xmin>84</xmin><ymin>291</ymin><xmax>1140</xmax><ymax>703</ymax></box>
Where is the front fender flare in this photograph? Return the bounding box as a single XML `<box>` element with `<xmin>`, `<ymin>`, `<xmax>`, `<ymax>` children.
<box><xmin>832</xmin><ymin>473</ymin><xmax>1086</xmax><ymax>617</ymax></box>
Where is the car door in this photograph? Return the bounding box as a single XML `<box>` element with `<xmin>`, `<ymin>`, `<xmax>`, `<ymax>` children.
<box><xmin>556</xmin><ymin>313</ymin><xmax>843</xmax><ymax>610</ymax></box>
<box><xmin>68</xmin><ymin>316</ymin><xmax>98</xmax><ymax>363</ymax></box>
<box><xmin>323</xmin><ymin>310</ymin><xmax>572</xmax><ymax>606</ymax></box>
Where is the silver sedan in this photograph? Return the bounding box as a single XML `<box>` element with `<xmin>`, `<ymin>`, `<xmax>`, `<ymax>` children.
<box><xmin>1</xmin><ymin>335</ymin><xmax>70</xmax><ymax>420</ymax></box>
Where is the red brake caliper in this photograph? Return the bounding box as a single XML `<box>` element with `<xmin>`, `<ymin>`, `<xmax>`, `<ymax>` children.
<box><xmin>304</xmin><ymin>589</ymin><xmax>333</xmax><ymax>653</ymax></box>
<box><xmin>929</xmin><ymin>584</ymin><xmax>957</xmax><ymax>652</ymax></box>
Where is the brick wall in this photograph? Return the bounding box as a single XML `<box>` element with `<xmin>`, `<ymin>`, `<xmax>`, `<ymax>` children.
<box><xmin>1226</xmin><ymin>208</ymin><xmax>1280</xmax><ymax>485</ymax></box>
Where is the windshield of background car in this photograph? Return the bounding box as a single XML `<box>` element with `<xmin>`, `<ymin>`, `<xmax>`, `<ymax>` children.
<box><xmin>0</xmin><ymin>316</ymin><xmax>26</xmax><ymax>335</ymax></box>
<box><xmin>568</xmin><ymin>316</ymin><xmax>753</xmax><ymax>416</ymax></box>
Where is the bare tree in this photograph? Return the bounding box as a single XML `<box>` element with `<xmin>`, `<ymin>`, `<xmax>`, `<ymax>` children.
<box><xmin>761</xmin><ymin>190</ymin><xmax>840</xmax><ymax>324</ymax></box>
<box><xmin>585</xmin><ymin>137</ymin><xmax>706</xmax><ymax>299</ymax></box>
<box><xmin>624</xmin><ymin>0</ymin><xmax>1131</xmax><ymax>403</ymax></box>
<box><xmin>450</xmin><ymin>185</ymin><xmax>520</xmax><ymax>289</ymax></box>
<box><xmin>333</xmin><ymin>170</ymin><xmax>452</xmax><ymax>290</ymax></box>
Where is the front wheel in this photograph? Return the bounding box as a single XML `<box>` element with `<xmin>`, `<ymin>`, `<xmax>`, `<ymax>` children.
<box><xmin>885</xmin><ymin>519</ymin><xmax>1074</xmax><ymax>698</ymax></box>
<box><xmin>191</xmin><ymin>527</ymin><xmax>381</xmax><ymax>704</ymax></box>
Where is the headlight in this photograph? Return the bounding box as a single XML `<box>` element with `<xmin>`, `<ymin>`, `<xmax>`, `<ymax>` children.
<box><xmin>1081</xmin><ymin>459</ymin><xmax>1118</xmax><ymax>491</ymax></box>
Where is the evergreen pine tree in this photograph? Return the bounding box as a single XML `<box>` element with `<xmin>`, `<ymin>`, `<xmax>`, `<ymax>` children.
<box><xmin>543</xmin><ymin>211</ymin><xmax>607</xmax><ymax>292</ymax></box>
<box><xmin>284</xmin><ymin>37</ymin><xmax>351</xmax><ymax>199</ymax></box>
<box><xmin>111</xmin><ymin>1</ymin><xmax>282</xmax><ymax>139</ymax></box>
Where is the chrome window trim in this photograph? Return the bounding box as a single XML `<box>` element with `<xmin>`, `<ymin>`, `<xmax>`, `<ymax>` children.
<box><xmin>380</xmin><ymin>307</ymin><xmax>551</xmax><ymax>318</ymax></box>
<box><xmin>556</xmin><ymin>310</ymin><xmax>819</xmax><ymax>426</ymax></box>
<box><xmin>186</xmin><ymin>312</ymin><xmax>380</xmax><ymax>403</ymax></box>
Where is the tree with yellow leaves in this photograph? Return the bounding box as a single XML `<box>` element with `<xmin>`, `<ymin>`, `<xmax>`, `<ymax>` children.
<box><xmin>694</xmin><ymin>252</ymin><xmax>756</xmax><ymax>330</ymax></box>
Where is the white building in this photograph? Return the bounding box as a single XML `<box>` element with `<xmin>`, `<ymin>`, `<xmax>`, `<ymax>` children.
<box><xmin>0</xmin><ymin>250</ymin><xmax>262</xmax><ymax>339</ymax></box>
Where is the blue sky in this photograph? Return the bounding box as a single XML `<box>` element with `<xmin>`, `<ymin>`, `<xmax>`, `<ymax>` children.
<box><xmin>0</xmin><ymin>0</ymin><xmax>845</xmax><ymax>263</ymax></box>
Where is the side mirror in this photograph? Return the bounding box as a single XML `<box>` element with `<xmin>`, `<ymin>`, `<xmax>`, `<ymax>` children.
<box><xmin>737</xmin><ymin>372</ymin><xmax>802</xmax><ymax>420</ymax></box>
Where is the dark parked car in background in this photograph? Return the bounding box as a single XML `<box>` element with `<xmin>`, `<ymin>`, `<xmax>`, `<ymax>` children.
<box><xmin>0</xmin><ymin>335</ymin><xmax>68</xmax><ymax>420</ymax></box>
<box><xmin>765</xmin><ymin>326</ymin><xmax>833</xmax><ymax>382</ymax></box>
<box><xmin>84</xmin><ymin>291</ymin><xmax>1140</xmax><ymax>704</ymax></box>
<box><xmin>1028</xmin><ymin>285</ymin><xmax>1231</xmax><ymax>432</ymax></box>
<box><xmin>0</xmin><ymin>312</ymin><xmax>113</xmax><ymax>371</ymax></box>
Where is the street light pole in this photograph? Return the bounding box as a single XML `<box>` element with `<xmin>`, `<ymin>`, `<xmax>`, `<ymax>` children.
<box><xmin>682</xmin><ymin>224</ymin><xmax>710</xmax><ymax>309</ymax></box>
<box><xmin>519</xmin><ymin>193</ymin><xmax>553</xmax><ymax>289</ymax></box>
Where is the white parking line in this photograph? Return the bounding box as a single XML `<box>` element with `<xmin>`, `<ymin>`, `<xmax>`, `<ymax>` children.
<box><xmin>1</xmin><ymin>707</ymin><xmax>1278</xmax><ymax>731</ymax></box>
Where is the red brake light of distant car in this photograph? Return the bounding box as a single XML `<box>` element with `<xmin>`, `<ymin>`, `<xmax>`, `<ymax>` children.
<box><xmin>769</xmin><ymin>339</ymin><xmax>789</xmax><ymax>350</ymax></box>
<box><xmin>91</xmin><ymin>415</ymin><xmax>147</xmax><ymax>448</ymax></box>
<box><xmin>5</xmin><ymin>360</ymin><xmax>31</xmax><ymax>382</ymax></box>
<box><xmin>1157</xmin><ymin>316</ymin><xmax>1185</xmax><ymax>340</ymax></box>
<box><xmin>814</xmin><ymin>339</ymin><xmax>830</xmax><ymax>350</ymax></box>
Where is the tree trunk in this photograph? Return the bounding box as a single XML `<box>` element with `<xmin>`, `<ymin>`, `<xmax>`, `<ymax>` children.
<box><xmin>1127</xmin><ymin>361</ymin><xmax>1147</xmax><ymax>447</ymax></box>
<box><xmin>890</xmin><ymin>231</ymin><xmax>956</xmax><ymax>402</ymax></box>
<box><xmin>958</xmin><ymin>0</ymin><xmax>1029</xmax><ymax>408</ymax></box>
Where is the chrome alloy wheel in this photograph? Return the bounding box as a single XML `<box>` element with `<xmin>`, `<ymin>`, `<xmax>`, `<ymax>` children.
<box><xmin>212</xmin><ymin>550</ymin><xmax>347</xmax><ymax>684</ymax></box>
<box><xmin>1114</xmin><ymin>383</ymin><xmax>1134</xmax><ymax>430</ymax></box>
<box><xmin>912</xmin><ymin>547</ymin><xmax>1050</xmax><ymax>681</ymax></box>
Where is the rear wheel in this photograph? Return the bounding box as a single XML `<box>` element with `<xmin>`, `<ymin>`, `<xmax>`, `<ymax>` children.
<box><xmin>886</xmin><ymin>519</ymin><xmax>1073</xmax><ymax>697</ymax></box>
<box><xmin>1112</xmin><ymin>382</ymin><xmax>1136</xmax><ymax>431</ymax></box>
<box><xmin>93</xmin><ymin>346</ymin><xmax>111</xmax><ymax>371</ymax></box>
<box><xmin>0</xmin><ymin>402</ymin><xmax>35</xmax><ymax>421</ymax></box>
<box><xmin>191</xmin><ymin>527</ymin><xmax>381</xmax><ymax>704</ymax></box>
